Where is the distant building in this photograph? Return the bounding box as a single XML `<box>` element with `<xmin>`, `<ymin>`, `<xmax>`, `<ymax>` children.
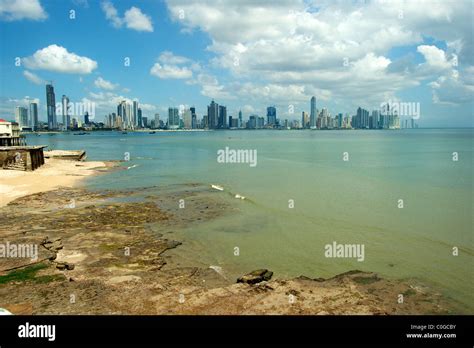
<box><xmin>247</xmin><ymin>115</ymin><xmax>257</xmax><ymax>129</ymax></box>
<box><xmin>46</xmin><ymin>83</ymin><xmax>57</xmax><ymax>130</ymax></box>
<box><xmin>190</xmin><ymin>107</ymin><xmax>197</xmax><ymax>129</ymax></box>
<box><xmin>218</xmin><ymin>105</ymin><xmax>227</xmax><ymax>129</ymax></box>
<box><xmin>15</xmin><ymin>106</ymin><xmax>28</xmax><ymax>130</ymax></box>
<box><xmin>310</xmin><ymin>96</ymin><xmax>317</xmax><ymax>129</ymax></box>
<box><xmin>137</xmin><ymin>108</ymin><xmax>142</xmax><ymax>128</ymax></box>
<box><xmin>238</xmin><ymin>110</ymin><xmax>243</xmax><ymax>128</ymax></box>
<box><xmin>133</xmin><ymin>101</ymin><xmax>138</xmax><ymax>127</ymax></box>
<box><xmin>29</xmin><ymin>102</ymin><xmax>38</xmax><ymax>131</ymax></box>
<box><xmin>207</xmin><ymin>100</ymin><xmax>218</xmax><ymax>129</ymax></box>
<box><xmin>142</xmin><ymin>116</ymin><xmax>148</xmax><ymax>128</ymax></box>
<box><xmin>183</xmin><ymin>108</ymin><xmax>192</xmax><ymax>129</ymax></box>
<box><xmin>267</xmin><ymin>106</ymin><xmax>277</xmax><ymax>127</ymax></box>
<box><xmin>154</xmin><ymin>113</ymin><xmax>160</xmax><ymax>129</ymax></box>
<box><xmin>61</xmin><ymin>95</ymin><xmax>70</xmax><ymax>130</ymax></box>
<box><xmin>168</xmin><ymin>107</ymin><xmax>180</xmax><ymax>129</ymax></box>
<box><xmin>84</xmin><ymin>112</ymin><xmax>90</xmax><ymax>125</ymax></box>
<box><xmin>257</xmin><ymin>116</ymin><xmax>265</xmax><ymax>128</ymax></box>
<box><xmin>301</xmin><ymin>111</ymin><xmax>309</xmax><ymax>129</ymax></box>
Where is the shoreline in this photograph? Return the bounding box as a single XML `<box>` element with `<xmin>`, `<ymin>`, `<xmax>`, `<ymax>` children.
<box><xmin>0</xmin><ymin>181</ymin><xmax>465</xmax><ymax>314</ymax></box>
<box><xmin>0</xmin><ymin>158</ymin><xmax>116</xmax><ymax>207</ymax></box>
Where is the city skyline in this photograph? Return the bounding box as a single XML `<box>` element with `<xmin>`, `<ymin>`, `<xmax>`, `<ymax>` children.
<box><xmin>0</xmin><ymin>0</ymin><xmax>473</xmax><ymax>127</ymax></box>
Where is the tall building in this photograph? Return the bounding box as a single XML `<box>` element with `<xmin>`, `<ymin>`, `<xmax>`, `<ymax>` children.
<box><xmin>218</xmin><ymin>105</ymin><xmax>227</xmax><ymax>129</ymax></box>
<box><xmin>61</xmin><ymin>95</ymin><xmax>70</xmax><ymax>130</ymax></box>
<box><xmin>29</xmin><ymin>102</ymin><xmax>38</xmax><ymax>131</ymax></box>
<box><xmin>190</xmin><ymin>107</ymin><xmax>197</xmax><ymax>129</ymax></box>
<box><xmin>266</xmin><ymin>106</ymin><xmax>276</xmax><ymax>126</ymax></box>
<box><xmin>238</xmin><ymin>110</ymin><xmax>243</xmax><ymax>128</ymax></box>
<box><xmin>46</xmin><ymin>83</ymin><xmax>57</xmax><ymax>130</ymax></box>
<box><xmin>301</xmin><ymin>111</ymin><xmax>309</xmax><ymax>129</ymax></box>
<box><xmin>310</xmin><ymin>96</ymin><xmax>317</xmax><ymax>129</ymax></box>
<box><xmin>370</xmin><ymin>110</ymin><xmax>379</xmax><ymax>129</ymax></box>
<box><xmin>207</xmin><ymin>100</ymin><xmax>218</xmax><ymax>129</ymax></box>
<box><xmin>133</xmin><ymin>101</ymin><xmax>138</xmax><ymax>127</ymax></box>
<box><xmin>247</xmin><ymin>115</ymin><xmax>257</xmax><ymax>129</ymax></box>
<box><xmin>168</xmin><ymin>107</ymin><xmax>180</xmax><ymax>129</ymax></box>
<box><xmin>137</xmin><ymin>108</ymin><xmax>142</xmax><ymax>128</ymax></box>
<box><xmin>15</xmin><ymin>106</ymin><xmax>28</xmax><ymax>129</ymax></box>
<box><xmin>154</xmin><ymin>113</ymin><xmax>160</xmax><ymax>129</ymax></box>
<box><xmin>183</xmin><ymin>108</ymin><xmax>192</xmax><ymax>129</ymax></box>
<box><xmin>126</xmin><ymin>103</ymin><xmax>133</xmax><ymax>129</ymax></box>
<box><xmin>84</xmin><ymin>112</ymin><xmax>90</xmax><ymax>125</ymax></box>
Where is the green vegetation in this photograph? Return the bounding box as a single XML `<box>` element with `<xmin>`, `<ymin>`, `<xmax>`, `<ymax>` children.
<box><xmin>0</xmin><ymin>263</ymin><xmax>65</xmax><ymax>284</ymax></box>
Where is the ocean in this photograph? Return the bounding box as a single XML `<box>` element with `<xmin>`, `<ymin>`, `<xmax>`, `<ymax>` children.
<box><xmin>25</xmin><ymin>129</ymin><xmax>474</xmax><ymax>311</ymax></box>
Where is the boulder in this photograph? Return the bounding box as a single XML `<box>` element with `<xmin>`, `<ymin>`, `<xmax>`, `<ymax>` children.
<box><xmin>237</xmin><ymin>269</ymin><xmax>273</xmax><ymax>284</ymax></box>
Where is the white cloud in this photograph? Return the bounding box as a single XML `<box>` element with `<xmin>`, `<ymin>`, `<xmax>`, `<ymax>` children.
<box><xmin>166</xmin><ymin>0</ymin><xmax>473</xmax><ymax>107</ymax></box>
<box><xmin>158</xmin><ymin>51</ymin><xmax>190</xmax><ymax>65</ymax></box>
<box><xmin>101</xmin><ymin>1</ymin><xmax>153</xmax><ymax>32</ymax></box>
<box><xmin>23</xmin><ymin>44</ymin><xmax>98</xmax><ymax>74</ymax></box>
<box><xmin>94</xmin><ymin>77</ymin><xmax>118</xmax><ymax>90</ymax></box>
<box><xmin>124</xmin><ymin>6</ymin><xmax>153</xmax><ymax>32</ymax></box>
<box><xmin>0</xmin><ymin>0</ymin><xmax>47</xmax><ymax>21</ymax></box>
<box><xmin>417</xmin><ymin>45</ymin><xmax>453</xmax><ymax>70</ymax></box>
<box><xmin>23</xmin><ymin>70</ymin><xmax>44</xmax><ymax>85</ymax></box>
<box><xmin>150</xmin><ymin>63</ymin><xmax>192</xmax><ymax>79</ymax></box>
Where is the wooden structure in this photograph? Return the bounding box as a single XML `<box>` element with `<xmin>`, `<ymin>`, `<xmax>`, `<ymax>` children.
<box><xmin>0</xmin><ymin>146</ymin><xmax>47</xmax><ymax>171</ymax></box>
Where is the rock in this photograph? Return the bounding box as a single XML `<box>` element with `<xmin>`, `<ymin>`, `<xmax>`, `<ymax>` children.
<box><xmin>41</xmin><ymin>237</ymin><xmax>63</xmax><ymax>252</ymax></box>
<box><xmin>56</xmin><ymin>262</ymin><xmax>75</xmax><ymax>271</ymax></box>
<box><xmin>237</xmin><ymin>269</ymin><xmax>273</xmax><ymax>284</ymax></box>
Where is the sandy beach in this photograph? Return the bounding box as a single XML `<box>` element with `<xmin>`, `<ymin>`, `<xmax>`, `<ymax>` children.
<box><xmin>0</xmin><ymin>158</ymin><xmax>113</xmax><ymax>207</ymax></box>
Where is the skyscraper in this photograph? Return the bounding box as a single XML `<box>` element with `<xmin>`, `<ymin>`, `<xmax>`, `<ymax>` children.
<box><xmin>183</xmin><ymin>108</ymin><xmax>192</xmax><ymax>129</ymax></box>
<box><xmin>133</xmin><ymin>101</ymin><xmax>138</xmax><ymax>127</ymax></box>
<box><xmin>238</xmin><ymin>110</ymin><xmax>243</xmax><ymax>128</ymax></box>
<box><xmin>218</xmin><ymin>105</ymin><xmax>227</xmax><ymax>128</ymax></box>
<box><xmin>46</xmin><ymin>83</ymin><xmax>57</xmax><ymax>130</ymax></box>
<box><xmin>61</xmin><ymin>95</ymin><xmax>70</xmax><ymax>130</ymax></box>
<box><xmin>190</xmin><ymin>107</ymin><xmax>197</xmax><ymax>129</ymax></box>
<box><xmin>168</xmin><ymin>107</ymin><xmax>180</xmax><ymax>129</ymax></box>
<box><xmin>266</xmin><ymin>106</ymin><xmax>276</xmax><ymax>127</ymax></box>
<box><xmin>15</xmin><ymin>106</ymin><xmax>28</xmax><ymax>129</ymax></box>
<box><xmin>84</xmin><ymin>112</ymin><xmax>90</xmax><ymax>125</ymax></box>
<box><xmin>154</xmin><ymin>113</ymin><xmax>160</xmax><ymax>129</ymax></box>
<box><xmin>207</xmin><ymin>100</ymin><xmax>218</xmax><ymax>129</ymax></box>
<box><xmin>29</xmin><ymin>102</ymin><xmax>38</xmax><ymax>131</ymax></box>
<box><xmin>137</xmin><ymin>108</ymin><xmax>142</xmax><ymax>128</ymax></box>
<box><xmin>301</xmin><ymin>111</ymin><xmax>309</xmax><ymax>129</ymax></box>
<box><xmin>310</xmin><ymin>96</ymin><xmax>317</xmax><ymax>129</ymax></box>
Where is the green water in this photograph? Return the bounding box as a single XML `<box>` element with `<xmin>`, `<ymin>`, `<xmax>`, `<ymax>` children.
<box><xmin>26</xmin><ymin>129</ymin><xmax>474</xmax><ymax>310</ymax></box>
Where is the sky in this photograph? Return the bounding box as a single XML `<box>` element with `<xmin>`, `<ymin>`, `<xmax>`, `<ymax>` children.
<box><xmin>0</xmin><ymin>0</ymin><xmax>472</xmax><ymax>127</ymax></box>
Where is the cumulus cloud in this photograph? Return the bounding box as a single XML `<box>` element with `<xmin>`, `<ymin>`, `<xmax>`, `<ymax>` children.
<box><xmin>23</xmin><ymin>44</ymin><xmax>97</xmax><ymax>74</ymax></box>
<box><xmin>150</xmin><ymin>63</ymin><xmax>192</xmax><ymax>79</ymax></box>
<box><xmin>0</xmin><ymin>0</ymin><xmax>47</xmax><ymax>21</ymax></box>
<box><xmin>124</xmin><ymin>6</ymin><xmax>153</xmax><ymax>32</ymax></box>
<box><xmin>150</xmin><ymin>51</ymin><xmax>196</xmax><ymax>79</ymax></box>
<box><xmin>166</xmin><ymin>0</ymin><xmax>473</xmax><ymax>106</ymax></box>
<box><xmin>94</xmin><ymin>77</ymin><xmax>118</xmax><ymax>90</ymax></box>
<box><xmin>101</xmin><ymin>1</ymin><xmax>153</xmax><ymax>32</ymax></box>
<box><xmin>23</xmin><ymin>70</ymin><xmax>44</xmax><ymax>85</ymax></box>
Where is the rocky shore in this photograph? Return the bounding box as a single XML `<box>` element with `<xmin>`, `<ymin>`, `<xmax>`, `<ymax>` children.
<box><xmin>0</xmin><ymin>185</ymin><xmax>462</xmax><ymax>315</ymax></box>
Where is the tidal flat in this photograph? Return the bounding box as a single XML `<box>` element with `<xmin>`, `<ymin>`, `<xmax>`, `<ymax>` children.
<box><xmin>0</xmin><ymin>185</ymin><xmax>464</xmax><ymax>315</ymax></box>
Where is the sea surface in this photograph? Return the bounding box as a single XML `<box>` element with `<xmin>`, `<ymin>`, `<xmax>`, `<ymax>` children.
<box><xmin>25</xmin><ymin>129</ymin><xmax>474</xmax><ymax>311</ymax></box>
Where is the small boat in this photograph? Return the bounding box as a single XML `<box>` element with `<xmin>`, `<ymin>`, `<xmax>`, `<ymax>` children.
<box><xmin>211</xmin><ymin>184</ymin><xmax>224</xmax><ymax>191</ymax></box>
<box><xmin>73</xmin><ymin>132</ymin><xmax>88</xmax><ymax>135</ymax></box>
<box><xmin>149</xmin><ymin>131</ymin><xmax>156</xmax><ymax>134</ymax></box>
<box><xmin>235</xmin><ymin>194</ymin><xmax>245</xmax><ymax>200</ymax></box>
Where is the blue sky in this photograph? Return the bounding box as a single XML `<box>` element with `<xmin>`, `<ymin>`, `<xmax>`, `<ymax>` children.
<box><xmin>0</xmin><ymin>0</ymin><xmax>472</xmax><ymax>127</ymax></box>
